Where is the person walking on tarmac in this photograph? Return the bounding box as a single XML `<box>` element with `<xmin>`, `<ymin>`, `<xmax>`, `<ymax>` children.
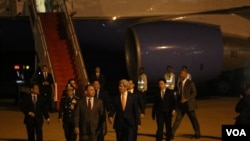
<box><xmin>21</xmin><ymin>83</ymin><xmax>50</xmax><ymax>141</ymax></box>
<box><xmin>171</xmin><ymin>69</ymin><xmax>201</xmax><ymax>139</ymax></box>
<box><xmin>152</xmin><ymin>78</ymin><xmax>176</xmax><ymax>141</ymax></box>
<box><xmin>74</xmin><ymin>84</ymin><xmax>107</xmax><ymax>141</ymax></box>
<box><xmin>59</xmin><ymin>84</ymin><xmax>80</xmax><ymax>141</ymax></box>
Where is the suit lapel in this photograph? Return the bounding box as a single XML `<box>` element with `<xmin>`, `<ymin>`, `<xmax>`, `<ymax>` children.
<box><xmin>29</xmin><ymin>95</ymin><xmax>35</xmax><ymax>109</ymax></box>
<box><xmin>36</xmin><ymin>95</ymin><xmax>43</xmax><ymax>107</ymax></box>
<box><xmin>92</xmin><ymin>98</ymin><xmax>98</xmax><ymax>111</ymax></box>
<box><xmin>124</xmin><ymin>94</ymin><xmax>131</xmax><ymax>111</ymax></box>
<box><xmin>183</xmin><ymin>80</ymin><xmax>189</xmax><ymax>94</ymax></box>
<box><xmin>83</xmin><ymin>97</ymin><xmax>88</xmax><ymax>110</ymax></box>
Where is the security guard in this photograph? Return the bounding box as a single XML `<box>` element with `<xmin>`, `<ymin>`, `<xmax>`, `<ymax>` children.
<box><xmin>58</xmin><ymin>84</ymin><xmax>79</xmax><ymax>141</ymax></box>
<box><xmin>137</xmin><ymin>67</ymin><xmax>148</xmax><ymax>93</ymax></box>
<box><xmin>164</xmin><ymin>65</ymin><xmax>176</xmax><ymax>90</ymax></box>
<box><xmin>137</xmin><ymin>67</ymin><xmax>147</xmax><ymax>113</ymax></box>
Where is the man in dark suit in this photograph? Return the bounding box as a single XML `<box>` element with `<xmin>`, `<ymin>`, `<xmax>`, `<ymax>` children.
<box><xmin>92</xmin><ymin>79</ymin><xmax>109</xmax><ymax>141</ymax></box>
<box><xmin>128</xmin><ymin>79</ymin><xmax>145</xmax><ymax>117</ymax></box>
<box><xmin>21</xmin><ymin>83</ymin><xmax>50</xmax><ymax>141</ymax></box>
<box><xmin>152</xmin><ymin>78</ymin><xmax>176</xmax><ymax>141</ymax></box>
<box><xmin>92</xmin><ymin>79</ymin><xmax>109</xmax><ymax>111</ymax></box>
<box><xmin>74</xmin><ymin>84</ymin><xmax>107</xmax><ymax>141</ymax></box>
<box><xmin>37</xmin><ymin>65</ymin><xmax>54</xmax><ymax>112</ymax></box>
<box><xmin>127</xmin><ymin>79</ymin><xmax>145</xmax><ymax>141</ymax></box>
<box><xmin>90</xmin><ymin>66</ymin><xmax>106</xmax><ymax>89</ymax></box>
<box><xmin>108</xmin><ymin>79</ymin><xmax>141</xmax><ymax>141</ymax></box>
<box><xmin>171</xmin><ymin>69</ymin><xmax>201</xmax><ymax>139</ymax></box>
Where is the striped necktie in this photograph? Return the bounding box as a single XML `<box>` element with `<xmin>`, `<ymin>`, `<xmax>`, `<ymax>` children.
<box><xmin>88</xmin><ymin>98</ymin><xmax>91</xmax><ymax>111</ymax></box>
<box><xmin>161</xmin><ymin>90</ymin><xmax>164</xmax><ymax>99</ymax></box>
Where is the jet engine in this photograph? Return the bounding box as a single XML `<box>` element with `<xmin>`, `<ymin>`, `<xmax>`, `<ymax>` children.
<box><xmin>125</xmin><ymin>21</ymin><xmax>224</xmax><ymax>85</ymax></box>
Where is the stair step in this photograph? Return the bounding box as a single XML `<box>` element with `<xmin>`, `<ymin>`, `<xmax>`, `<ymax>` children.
<box><xmin>53</xmin><ymin>66</ymin><xmax>73</xmax><ymax>69</ymax></box>
<box><xmin>54</xmin><ymin>71</ymin><xmax>75</xmax><ymax>76</ymax></box>
<box><xmin>55</xmin><ymin>75</ymin><xmax>75</xmax><ymax>79</ymax></box>
<box><xmin>50</xmin><ymin>59</ymin><xmax>71</xmax><ymax>63</ymax></box>
<box><xmin>47</xmin><ymin>41</ymin><xmax>68</xmax><ymax>47</ymax></box>
<box><xmin>54</xmin><ymin>72</ymin><xmax>74</xmax><ymax>76</ymax></box>
<box><xmin>48</xmin><ymin>47</ymin><xmax>69</xmax><ymax>52</ymax></box>
<box><xmin>53</xmin><ymin>73</ymin><xmax>74</xmax><ymax>77</ymax></box>
<box><xmin>54</xmin><ymin>70</ymin><xmax>74</xmax><ymax>74</ymax></box>
<box><xmin>44</xmin><ymin>34</ymin><xmax>61</xmax><ymax>39</ymax></box>
<box><xmin>49</xmin><ymin>51</ymin><xmax>70</xmax><ymax>55</ymax></box>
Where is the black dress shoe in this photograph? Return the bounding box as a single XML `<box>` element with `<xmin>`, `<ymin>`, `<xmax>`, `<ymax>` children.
<box><xmin>191</xmin><ymin>134</ymin><xmax>201</xmax><ymax>139</ymax></box>
<box><xmin>171</xmin><ymin>134</ymin><xmax>174</xmax><ymax>140</ymax></box>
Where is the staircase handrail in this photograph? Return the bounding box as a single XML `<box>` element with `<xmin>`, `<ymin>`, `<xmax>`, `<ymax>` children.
<box><xmin>56</xmin><ymin>1</ymin><xmax>90</xmax><ymax>88</ymax></box>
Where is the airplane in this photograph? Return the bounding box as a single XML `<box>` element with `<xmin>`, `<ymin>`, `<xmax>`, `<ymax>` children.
<box><xmin>1</xmin><ymin>0</ymin><xmax>250</xmax><ymax>96</ymax></box>
<box><xmin>71</xmin><ymin>0</ymin><xmax>250</xmax><ymax>94</ymax></box>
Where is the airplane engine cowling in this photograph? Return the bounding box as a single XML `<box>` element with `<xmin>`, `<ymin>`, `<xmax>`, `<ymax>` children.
<box><xmin>125</xmin><ymin>21</ymin><xmax>224</xmax><ymax>84</ymax></box>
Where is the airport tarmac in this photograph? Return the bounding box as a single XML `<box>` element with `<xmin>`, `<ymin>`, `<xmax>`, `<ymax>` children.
<box><xmin>0</xmin><ymin>96</ymin><xmax>239</xmax><ymax>141</ymax></box>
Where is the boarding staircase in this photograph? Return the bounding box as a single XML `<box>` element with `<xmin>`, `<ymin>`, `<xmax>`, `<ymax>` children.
<box><xmin>39</xmin><ymin>12</ymin><xmax>75</xmax><ymax>106</ymax></box>
<box><xmin>28</xmin><ymin>0</ymin><xmax>89</xmax><ymax>110</ymax></box>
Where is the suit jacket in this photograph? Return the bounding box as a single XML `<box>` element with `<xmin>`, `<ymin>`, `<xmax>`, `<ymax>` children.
<box><xmin>235</xmin><ymin>94</ymin><xmax>250</xmax><ymax>124</ymax></box>
<box><xmin>21</xmin><ymin>93</ymin><xmax>49</xmax><ymax>124</ymax></box>
<box><xmin>130</xmin><ymin>89</ymin><xmax>145</xmax><ymax>114</ymax></box>
<box><xmin>74</xmin><ymin>97</ymin><xmax>107</xmax><ymax>135</ymax></box>
<box><xmin>177</xmin><ymin>79</ymin><xmax>198</xmax><ymax>111</ymax></box>
<box><xmin>152</xmin><ymin>89</ymin><xmax>176</xmax><ymax>118</ymax></box>
<box><xmin>95</xmin><ymin>89</ymin><xmax>109</xmax><ymax>111</ymax></box>
<box><xmin>108</xmin><ymin>93</ymin><xmax>141</xmax><ymax>130</ymax></box>
<box><xmin>37</xmin><ymin>72</ymin><xmax>54</xmax><ymax>97</ymax></box>
<box><xmin>74</xmin><ymin>89</ymin><xmax>83</xmax><ymax>99</ymax></box>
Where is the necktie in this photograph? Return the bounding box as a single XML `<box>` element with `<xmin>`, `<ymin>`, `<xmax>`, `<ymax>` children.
<box><xmin>33</xmin><ymin>95</ymin><xmax>37</xmax><ymax>103</ymax></box>
<box><xmin>121</xmin><ymin>94</ymin><xmax>126</xmax><ymax>111</ymax></box>
<box><xmin>33</xmin><ymin>95</ymin><xmax>37</xmax><ymax>109</ymax></box>
<box><xmin>44</xmin><ymin>72</ymin><xmax>47</xmax><ymax>79</ymax></box>
<box><xmin>179</xmin><ymin>81</ymin><xmax>184</xmax><ymax>100</ymax></box>
<box><xmin>161</xmin><ymin>90</ymin><xmax>164</xmax><ymax>99</ymax></box>
<box><xmin>88</xmin><ymin>98</ymin><xmax>91</xmax><ymax>111</ymax></box>
<box><xmin>96</xmin><ymin>90</ymin><xmax>99</xmax><ymax>98</ymax></box>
